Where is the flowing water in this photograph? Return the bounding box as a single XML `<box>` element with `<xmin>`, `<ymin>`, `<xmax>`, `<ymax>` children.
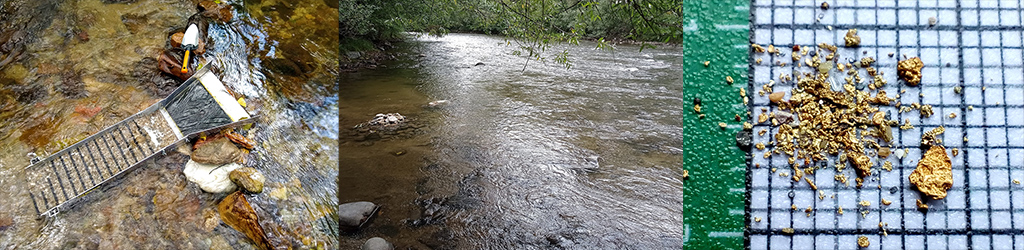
<box><xmin>0</xmin><ymin>0</ymin><xmax>339</xmax><ymax>249</ymax></box>
<box><xmin>341</xmin><ymin>34</ymin><xmax>686</xmax><ymax>249</ymax></box>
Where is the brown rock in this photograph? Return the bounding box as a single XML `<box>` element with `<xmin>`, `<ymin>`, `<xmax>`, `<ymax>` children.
<box><xmin>898</xmin><ymin>57</ymin><xmax>924</xmax><ymax>86</ymax></box>
<box><xmin>229</xmin><ymin>167</ymin><xmax>265</xmax><ymax>193</ymax></box>
<box><xmin>197</xmin><ymin>1</ymin><xmax>218</xmax><ymax>12</ymax></box>
<box><xmin>191</xmin><ymin>136</ymin><xmax>244</xmax><ymax>165</ymax></box>
<box><xmin>769</xmin><ymin>91</ymin><xmax>786</xmax><ymax>104</ymax></box>
<box><xmin>158</xmin><ymin>50</ymin><xmax>192</xmax><ymax>80</ymax></box>
<box><xmin>878</xmin><ymin>147</ymin><xmax>890</xmax><ymax>158</ymax></box>
<box><xmin>219</xmin><ymin>191</ymin><xmax>273</xmax><ymax>250</ymax></box>
<box><xmin>198</xmin><ymin>0</ymin><xmax>233</xmax><ymax>22</ymax></box>
<box><xmin>910</xmin><ymin>146</ymin><xmax>953</xmax><ymax>199</ymax></box>
<box><xmin>201</xmin><ymin>208</ymin><xmax>220</xmax><ymax>232</ymax></box>
<box><xmin>170</xmin><ymin>32</ymin><xmax>184</xmax><ymax>48</ymax></box>
<box><xmin>0</xmin><ymin>214</ymin><xmax>12</xmax><ymax>231</ymax></box>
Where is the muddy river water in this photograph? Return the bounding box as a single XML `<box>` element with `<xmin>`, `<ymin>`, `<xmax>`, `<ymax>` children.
<box><xmin>341</xmin><ymin>34</ymin><xmax>687</xmax><ymax>249</ymax></box>
<box><xmin>1</xmin><ymin>0</ymin><xmax>339</xmax><ymax>249</ymax></box>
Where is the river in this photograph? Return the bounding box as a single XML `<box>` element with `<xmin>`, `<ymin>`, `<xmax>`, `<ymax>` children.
<box><xmin>341</xmin><ymin>34</ymin><xmax>687</xmax><ymax>249</ymax></box>
<box><xmin>0</xmin><ymin>0</ymin><xmax>339</xmax><ymax>249</ymax></box>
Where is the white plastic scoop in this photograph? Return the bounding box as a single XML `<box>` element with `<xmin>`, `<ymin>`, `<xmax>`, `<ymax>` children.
<box><xmin>180</xmin><ymin>24</ymin><xmax>199</xmax><ymax>74</ymax></box>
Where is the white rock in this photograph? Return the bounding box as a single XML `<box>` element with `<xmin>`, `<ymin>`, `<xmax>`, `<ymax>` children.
<box><xmin>362</xmin><ymin>237</ymin><xmax>394</xmax><ymax>250</ymax></box>
<box><xmin>183</xmin><ymin>160</ymin><xmax>242</xmax><ymax>193</ymax></box>
<box><xmin>427</xmin><ymin>100</ymin><xmax>449</xmax><ymax>107</ymax></box>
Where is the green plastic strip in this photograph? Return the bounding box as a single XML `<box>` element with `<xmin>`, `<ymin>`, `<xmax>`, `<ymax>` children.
<box><xmin>682</xmin><ymin>0</ymin><xmax>750</xmax><ymax>249</ymax></box>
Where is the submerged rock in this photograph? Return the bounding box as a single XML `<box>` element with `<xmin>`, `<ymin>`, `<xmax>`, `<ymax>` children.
<box><xmin>183</xmin><ymin>160</ymin><xmax>241</xmax><ymax>193</ymax></box>
<box><xmin>120</xmin><ymin>13</ymin><xmax>149</xmax><ymax>34</ymax></box>
<box><xmin>58</xmin><ymin>67</ymin><xmax>86</xmax><ymax>98</ymax></box>
<box><xmin>191</xmin><ymin>136</ymin><xmax>245</xmax><ymax>165</ymax></box>
<box><xmin>362</xmin><ymin>237</ymin><xmax>394</xmax><ymax>250</ymax></box>
<box><xmin>198</xmin><ymin>0</ymin><xmax>233</xmax><ymax>22</ymax></box>
<box><xmin>339</xmin><ymin>201</ymin><xmax>380</xmax><ymax>233</ymax></box>
<box><xmin>426</xmin><ymin>100</ymin><xmax>449</xmax><ymax>108</ymax></box>
<box><xmin>229</xmin><ymin>167</ymin><xmax>265</xmax><ymax>193</ymax></box>
<box><xmin>0</xmin><ymin>214</ymin><xmax>12</xmax><ymax>231</ymax></box>
<box><xmin>219</xmin><ymin>191</ymin><xmax>274</xmax><ymax>250</ymax></box>
<box><xmin>158</xmin><ymin>50</ymin><xmax>192</xmax><ymax>80</ymax></box>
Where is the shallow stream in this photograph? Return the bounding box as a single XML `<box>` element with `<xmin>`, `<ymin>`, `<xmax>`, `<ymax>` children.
<box><xmin>341</xmin><ymin>34</ymin><xmax>687</xmax><ymax>249</ymax></box>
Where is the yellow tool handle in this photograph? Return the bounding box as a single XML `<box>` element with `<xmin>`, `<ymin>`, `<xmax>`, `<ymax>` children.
<box><xmin>181</xmin><ymin>50</ymin><xmax>191</xmax><ymax>74</ymax></box>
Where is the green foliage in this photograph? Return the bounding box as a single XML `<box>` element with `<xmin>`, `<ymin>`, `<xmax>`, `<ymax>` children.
<box><xmin>340</xmin><ymin>0</ymin><xmax>682</xmax><ymax>68</ymax></box>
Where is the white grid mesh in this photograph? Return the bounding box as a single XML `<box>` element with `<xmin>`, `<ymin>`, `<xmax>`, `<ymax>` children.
<box><xmin>748</xmin><ymin>0</ymin><xmax>1024</xmax><ymax>249</ymax></box>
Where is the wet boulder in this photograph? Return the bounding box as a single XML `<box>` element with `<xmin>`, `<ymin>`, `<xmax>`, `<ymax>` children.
<box><xmin>158</xmin><ymin>50</ymin><xmax>192</xmax><ymax>80</ymax></box>
<box><xmin>367</xmin><ymin>113</ymin><xmax>406</xmax><ymax>128</ymax></box>
<box><xmin>183</xmin><ymin>160</ymin><xmax>241</xmax><ymax>193</ymax></box>
<box><xmin>218</xmin><ymin>191</ymin><xmax>274</xmax><ymax>250</ymax></box>
<box><xmin>170</xmin><ymin>32</ymin><xmax>184</xmax><ymax>48</ymax></box>
<box><xmin>191</xmin><ymin>136</ymin><xmax>245</xmax><ymax>165</ymax></box>
<box><xmin>229</xmin><ymin>167</ymin><xmax>265</xmax><ymax>193</ymax></box>
<box><xmin>198</xmin><ymin>1</ymin><xmax>233</xmax><ymax>22</ymax></box>
<box><xmin>339</xmin><ymin>201</ymin><xmax>380</xmax><ymax>233</ymax></box>
<box><xmin>362</xmin><ymin>237</ymin><xmax>394</xmax><ymax>250</ymax></box>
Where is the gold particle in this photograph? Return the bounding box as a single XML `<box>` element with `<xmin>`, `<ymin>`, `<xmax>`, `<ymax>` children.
<box><xmin>682</xmin><ymin>170</ymin><xmax>689</xmax><ymax>179</ymax></box>
<box><xmin>719</xmin><ymin>122</ymin><xmax>727</xmax><ymax>129</ymax></box>
<box><xmin>837</xmin><ymin>206</ymin><xmax>844</xmax><ymax>215</ymax></box>
<box><xmin>910</xmin><ymin>146</ymin><xmax>953</xmax><ymax>199</ymax></box>
<box><xmin>704</xmin><ymin>61</ymin><xmax>710</xmax><ymax>67</ymax></box>
<box><xmin>898</xmin><ymin>57</ymin><xmax>924</xmax><ymax>86</ymax></box>
<box><xmin>752</xmin><ymin>44</ymin><xmax>766</xmax><ymax>53</ymax></box>
<box><xmin>844</xmin><ymin>29</ymin><xmax>861</xmax><ymax>47</ymax></box>
<box><xmin>805</xmin><ymin>177</ymin><xmax>818</xmax><ymax>190</ymax></box>
<box><xmin>782</xmin><ymin>228</ymin><xmax>795</xmax><ymax>234</ymax></box>
<box><xmin>755</xmin><ymin>216</ymin><xmax>762</xmax><ymax>222</ymax></box>
<box><xmin>949</xmin><ymin>112</ymin><xmax>957</xmax><ymax>118</ymax></box>
<box><xmin>917</xmin><ymin>199</ymin><xmax>929</xmax><ymax>210</ymax></box>
<box><xmin>881</xmin><ymin>198</ymin><xmax>892</xmax><ymax>206</ymax></box>
<box><xmin>726</xmin><ymin>76</ymin><xmax>734</xmax><ymax>84</ymax></box>
<box><xmin>859</xmin><ymin>200</ymin><xmax>871</xmax><ymax>207</ymax></box>
<box><xmin>858</xmin><ymin>236</ymin><xmax>870</xmax><ymax>248</ymax></box>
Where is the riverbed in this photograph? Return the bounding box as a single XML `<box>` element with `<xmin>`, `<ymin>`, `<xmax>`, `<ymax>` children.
<box><xmin>0</xmin><ymin>0</ymin><xmax>339</xmax><ymax>248</ymax></box>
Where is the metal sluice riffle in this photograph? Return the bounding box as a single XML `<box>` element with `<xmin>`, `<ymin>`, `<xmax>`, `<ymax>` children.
<box><xmin>24</xmin><ymin>64</ymin><xmax>253</xmax><ymax>217</ymax></box>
